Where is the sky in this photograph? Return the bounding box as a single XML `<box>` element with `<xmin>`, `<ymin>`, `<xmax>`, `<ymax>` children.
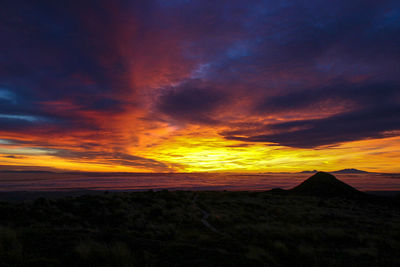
<box><xmin>0</xmin><ymin>0</ymin><xmax>400</xmax><ymax>173</ymax></box>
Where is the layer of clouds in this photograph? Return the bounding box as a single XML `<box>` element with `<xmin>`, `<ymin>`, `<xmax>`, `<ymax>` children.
<box><xmin>225</xmin><ymin>104</ymin><xmax>400</xmax><ymax>148</ymax></box>
<box><xmin>0</xmin><ymin>0</ymin><xmax>399</xmax><ymax>163</ymax></box>
<box><xmin>52</xmin><ymin>149</ymin><xmax>174</xmax><ymax>171</ymax></box>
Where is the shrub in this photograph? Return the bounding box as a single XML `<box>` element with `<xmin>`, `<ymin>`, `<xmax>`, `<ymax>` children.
<box><xmin>75</xmin><ymin>240</ymin><xmax>136</xmax><ymax>267</ymax></box>
<box><xmin>0</xmin><ymin>226</ymin><xmax>23</xmax><ymax>265</ymax></box>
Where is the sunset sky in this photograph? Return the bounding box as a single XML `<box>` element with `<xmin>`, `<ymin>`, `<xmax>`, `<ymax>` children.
<box><xmin>0</xmin><ymin>0</ymin><xmax>400</xmax><ymax>173</ymax></box>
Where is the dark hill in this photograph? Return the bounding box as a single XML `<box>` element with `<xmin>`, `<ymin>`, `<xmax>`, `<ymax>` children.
<box><xmin>290</xmin><ymin>171</ymin><xmax>366</xmax><ymax>198</ymax></box>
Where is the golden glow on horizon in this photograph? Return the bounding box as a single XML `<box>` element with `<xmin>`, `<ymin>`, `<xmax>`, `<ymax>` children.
<box><xmin>136</xmin><ymin>133</ymin><xmax>400</xmax><ymax>173</ymax></box>
<box><xmin>1</xmin><ymin>129</ymin><xmax>399</xmax><ymax>173</ymax></box>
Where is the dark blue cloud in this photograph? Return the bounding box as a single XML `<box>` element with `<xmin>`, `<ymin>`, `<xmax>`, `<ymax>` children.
<box><xmin>157</xmin><ymin>80</ymin><xmax>227</xmax><ymax>124</ymax></box>
<box><xmin>225</xmin><ymin>104</ymin><xmax>400</xmax><ymax>148</ymax></box>
<box><xmin>223</xmin><ymin>80</ymin><xmax>400</xmax><ymax>148</ymax></box>
<box><xmin>256</xmin><ymin>81</ymin><xmax>400</xmax><ymax>113</ymax></box>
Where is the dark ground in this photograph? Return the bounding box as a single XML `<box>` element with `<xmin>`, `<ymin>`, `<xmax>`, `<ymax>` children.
<box><xmin>0</xmin><ymin>188</ymin><xmax>400</xmax><ymax>267</ymax></box>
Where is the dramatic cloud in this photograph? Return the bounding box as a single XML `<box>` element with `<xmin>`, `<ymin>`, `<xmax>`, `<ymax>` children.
<box><xmin>0</xmin><ymin>0</ymin><xmax>399</xmax><ymax>171</ymax></box>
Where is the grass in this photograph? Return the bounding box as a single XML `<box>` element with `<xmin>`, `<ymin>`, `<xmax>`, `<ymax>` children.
<box><xmin>0</xmin><ymin>190</ymin><xmax>399</xmax><ymax>266</ymax></box>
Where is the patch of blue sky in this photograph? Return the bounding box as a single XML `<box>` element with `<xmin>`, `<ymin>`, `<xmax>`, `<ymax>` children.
<box><xmin>0</xmin><ymin>114</ymin><xmax>43</xmax><ymax>122</ymax></box>
<box><xmin>377</xmin><ymin>8</ymin><xmax>400</xmax><ymax>29</ymax></box>
<box><xmin>225</xmin><ymin>41</ymin><xmax>253</xmax><ymax>61</ymax></box>
<box><xmin>368</xmin><ymin>5</ymin><xmax>400</xmax><ymax>33</ymax></box>
<box><xmin>156</xmin><ymin>0</ymin><xmax>192</xmax><ymax>7</ymax></box>
<box><xmin>0</xmin><ymin>88</ymin><xmax>16</xmax><ymax>103</ymax></box>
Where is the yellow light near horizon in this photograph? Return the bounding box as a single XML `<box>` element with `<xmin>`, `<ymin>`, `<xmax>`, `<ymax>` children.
<box><xmin>134</xmin><ymin>134</ymin><xmax>400</xmax><ymax>173</ymax></box>
<box><xmin>1</xmin><ymin>132</ymin><xmax>399</xmax><ymax>173</ymax></box>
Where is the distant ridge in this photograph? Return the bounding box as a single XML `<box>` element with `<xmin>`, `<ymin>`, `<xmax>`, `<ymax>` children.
<box><xmin>331</xmin><ymin>168</ymin><xmax>369</xmax><ymax>174</ymax></box>
<box><xmin>299</xmin><ymin>168</ymin><xmax>369</xmax><ymax>174</ymax></box>
<box><xmin>290</xmin><ymin>171</ymin><xmax>366</xmax><ymax>198</ymax></box>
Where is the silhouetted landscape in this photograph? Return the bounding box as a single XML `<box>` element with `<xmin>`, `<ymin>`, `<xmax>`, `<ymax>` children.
<box><xmin>1</xmin><ymin>172</ymin><xmax>399</xmax><ymax>266</ymax></box>
<box><xmin>2</xmin><ymin>0</ymin><xmax>400</xmax><ymax>266</ymax></box>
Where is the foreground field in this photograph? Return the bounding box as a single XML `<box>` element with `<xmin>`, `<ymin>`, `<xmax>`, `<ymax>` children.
<box><xmin>1</xmin><ymin>188</ymin><xmax>399</xmax><ymax>267</ymax></box>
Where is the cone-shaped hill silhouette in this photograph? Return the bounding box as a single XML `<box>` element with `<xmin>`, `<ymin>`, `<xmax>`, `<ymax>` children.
<box><xmin>290</xmin><ymin>171</ymin><xmax>366</xmax><ymax>198</ymax></box>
